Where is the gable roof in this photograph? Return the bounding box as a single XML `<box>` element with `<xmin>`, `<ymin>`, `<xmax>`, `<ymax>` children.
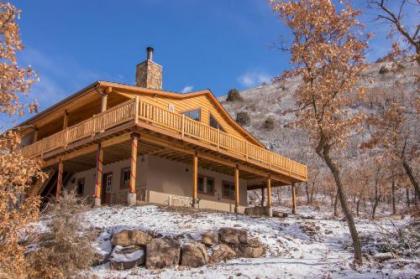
<box><xmin>18</xmin><ymin>81</ymin><xmax>265</xmax><ymax>148</ymax></box>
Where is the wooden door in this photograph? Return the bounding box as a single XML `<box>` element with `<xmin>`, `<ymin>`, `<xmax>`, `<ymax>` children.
<box><xmin>102</xmin><ymin>172</ymin><xmax>113</xmax><ymax>204</ymax></box>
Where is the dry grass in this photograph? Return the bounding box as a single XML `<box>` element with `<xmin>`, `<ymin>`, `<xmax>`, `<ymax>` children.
<box><xmin>27</xmin><ymin>191</ymin><xmax>95</xmax><ymax>279</ymax></box>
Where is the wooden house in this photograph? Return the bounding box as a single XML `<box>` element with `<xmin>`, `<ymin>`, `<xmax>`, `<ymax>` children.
<box><xmin>18</xmin><ymin>47</ymin><xmax>307</xmax><ymax>215</ymax></box>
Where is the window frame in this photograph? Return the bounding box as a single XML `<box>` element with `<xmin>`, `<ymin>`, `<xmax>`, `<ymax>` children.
<box><xmin>222</xmin><ymin>181</ymin><xmax>235</xmax><ymax>200</ymax></box>
<box><xmin>209</xmin><ymin>113</ymin><xmax>225</xmax><ymax>131</ymax></box>
<box><xmin>120</xmin><ymin>167</ymin><xmax>131</xmax><ymax>190</ymax></box>
<box><xmin>182</xmin><ymin>108</ymin><xmax>201</xmax><ymax>121</ymax></box>
<box><xmin>197</xmin><ymin>175</ymin><xmax>215</xmax><ymax>196</ymax></box>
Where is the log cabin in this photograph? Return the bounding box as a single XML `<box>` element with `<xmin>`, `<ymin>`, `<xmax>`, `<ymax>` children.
<box><xmin>18</xmin><ymin>47</ymin><xmax>307</xmax><ymax>215</ymax></box>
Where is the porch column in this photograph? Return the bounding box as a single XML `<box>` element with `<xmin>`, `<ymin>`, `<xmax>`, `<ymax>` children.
<box><xmin>261</xmin><ymin>185</ymin><xmax>265</xmax><ymax>207</ymax></box>
<box><xmin>234</xmin><ymin>165</ymin><xmax>240</xmax><ymax>213</ymax></box>
<box><xmin>192</xmin><ymin>152</ymin><xmax>198</xmax><ymax>208</ymax></box>
<box><xmin>94</xmin><ymin>143</ymin><xmax>103</xmax><ymax>206</ymax></box>
<box><xmin>291</xmin><ymin>183</ymin><xmax>296</xmax><ymax>214</ymax></box>
<box><xmin>56</xmin><ymin>158</ymin><xmax>63</xmax><ymax>201</ymax></box>
<box><xmin>267</xmin><ymin>176</ymin><xmax>272</xmax><ymax>217</ymax></box>
<box><xmin>128</xmin><ymin>133</ymin><xmax>139</xmax><ymax>206</ymax></box>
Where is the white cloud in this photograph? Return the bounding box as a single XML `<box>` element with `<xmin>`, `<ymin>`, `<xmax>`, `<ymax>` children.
<box><xmin>237</xmin><ymin>71</ymin><xmax>272</xmax><ymax>88</ymax></box>
<box><xmin>181</xmin><ymin>85</ymin><xmax>194</xmax><ymax>93</ymax></box>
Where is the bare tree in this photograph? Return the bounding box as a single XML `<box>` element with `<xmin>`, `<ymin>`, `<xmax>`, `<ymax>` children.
<box><xmin>369</xmin><ymin>0</ymin><xmax>420</xmax><ymax>64</ymax></box>
<box><xmin>270</xmin><ymin>0</ymin><xmax>367</xmax><ymax>264</ymax></box>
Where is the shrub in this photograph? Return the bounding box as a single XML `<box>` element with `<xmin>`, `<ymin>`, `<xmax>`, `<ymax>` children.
<box><xmin>27</xmin><ymin>191</ymin><xmax>95</xmax><ymax>279</ymax></box>
<box><xmin>226</xmin><ymin>89</ymin><xmax>243</xmax><ymax>102</ymax></box>
<box><xmin>236</xmin><ymin>111</ymin><xmax>250</xmax><ymax>126</ymax></box>
<box><xmin>379</xmin><ymin>65</ymin><xmax>389</xmax><ymax>74</ymax></box>
<box><xmin>263</xmin><ymin>117</ymin><xmax>275</xmax><ymax>131</ymax></box>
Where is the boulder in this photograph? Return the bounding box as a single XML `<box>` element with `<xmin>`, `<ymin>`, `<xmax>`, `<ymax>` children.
<box><xmin>374</xmin><ymin>252</ymin><xmax>394</xmax><ymax>262</ymax></box>
<box><xmin>238</xmin><ymin>238</ymin><xmax>265</xmax><ymax>258</ymax></box>
<box><xmin>111</xmin><ymin>230</ymin><xmax>152</xmax><ymax>247</ymax></box>
<box><xmin>146</xmin><ymin>238</ymin><xmax>181</xmax><ymax>269</ymax></box>
<box><xmin>181</xmin><ymin>242</ymin><xmax>208</xmax><ymax>267</ymax></box>
<box><xmin>201</xmin><ymin>231</ymin><xmax>219</xmax><ymax>246</ymax></box>
<box><xmin>272</xmin><ymin>210</ymin><xmax>288</xmax><ymax>218</ymax></box>
<box><xmin>219</xmin><ymin>227</ymin><xmax>247</xmax><ymax>245</ymax></box>
<box><xmin>109</xmin><ymin>245</ymin><xmax>145</xmax><ymax>270</ymax></box>
<box><xmin>210</xmin><ymin>244</ymin><xmax>236</xmax><ymax>263</ymax></box>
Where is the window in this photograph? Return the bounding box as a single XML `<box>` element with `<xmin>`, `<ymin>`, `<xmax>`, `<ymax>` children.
<box><xmin>198</xmin><ymin>176</ymin><xmax>215</xmax><ymax>195</ymax></box>
<box><xmin>206</xmin><ymin>177</ymin><xmax>215</xmax><ymax>194</ymax></box>
<box><xmin>183</xmin><ymin>109</ymin><xmax>201</xmax><ymax>121</ymax></box>
<box><xmin>222</xmin><ymin>181</ymin><xmax>235</xmax><ymax>200</ymax></box>
<box><xmin>103</xmin><ymin>173</ymin><xmax>113</xmax><ymax>193</ymax></box>
<box><xmin>76</xmin><ymin>178</ymin><xmax>85</xmax><ymax>196</ymax></box>
<box><xmin>209</xmin><ymin>114</ymin><xmax>224</xmax><ymax>131</ymax></box>
<box><xmin>121</xmin><ymin>167</ymin><xmax>130</xmax><ymax>189</ymax></box>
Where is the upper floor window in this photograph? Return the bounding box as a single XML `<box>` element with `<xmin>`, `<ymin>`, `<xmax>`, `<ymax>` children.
<box><xmin>183</xmin><ymin>109</ymin><xmax>201</xmax><ymax>121</ymax></box>
<box><xmin>209</xmin><ymin>114</ymin><xmax>224</xmax><ymax>131</ymax></box>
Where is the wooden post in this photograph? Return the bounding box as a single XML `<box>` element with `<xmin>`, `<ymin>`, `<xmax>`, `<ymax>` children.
<box><xmin>267</xmin><ymin>176</ymin><xmax>272</xmax><ymax>217</ymax></box>
<box><xmin>63</xmin><ymin>110</ymin><xmax>69</xmax><ymax>129</ymax></box>
<box><xmin>134</xmin><ymin>96</ymin><xmax>139</xmax><ymax>124</ymax></box>
<box><xmin>291</xmin><ymin>183</ymin><xmax>296</xmax><ymax>214</ymax></box>
<box><xmin>94</xmin><ymin>143</ymin><xmax>104</xmax><ymax>206</ymax></box>
<box><xmin>128</xmin><ymin>133</ymin><xmax>139</xmax><ymax>205</ymax></box>
<box><xmin>192</xmin><ymin>152</ymin><xmax>198</xmax><ymax>207</ymax></box>
<box><xmin>56</xmin><ymin>158</ymin><xmax>63</xmax><ymax>201</ymax></box>
<box><xmin>261</xmin><ymin>185</ymin><xmax>265</xmax><ymax>207</ymax></box>
<box><xmin>101</xmin><ymin>92</ymin><xmax>108</xmax><ymax>112</ymax></box>
<box><xmin>234</xmin><ymin>165</ymin><xmax>240</xmax><ymax>213</ymax></box>
<box><xmin>33</xmin><ymin>128</ymin><xmax>38</xmax><ymax>143</ymax></box>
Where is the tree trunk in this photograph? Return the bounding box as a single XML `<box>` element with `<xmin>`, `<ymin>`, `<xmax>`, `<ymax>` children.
<box><xmin>305</xmin><ymin>182</ymin><xmax>310</xmax><ymax>205</ymax></box>
<box><xmin>406</xmin><ymin>187</ymin><xmax>410</xmax><ymax>207</ymax></box>
<box><xmin>334</xmin><ymin>190</ymin><xmax>339</xmax><ymax>217</ymax></box>
<box><xmin>402</xmin><ymin>160</ymin><xmax>420</xmax><ymax>201</ymax></box>
<box><xmin>321</xmin><ymin>148</ymin><xmax>363</xmax><ymax>265</ymax></box>
<box><xmin>372</xmin><ymin>182</ymin><xmax>379</xmax><ymax>220</ymax></box>
<box><xmin>356</xmin><ymin>198</ymin><xmax>361</xmax><ymax>217</ymax></box>
<box><xmin>391</xmin><ymin>178</ymin><xmax>396</xmax><ymax>215</ymax></box>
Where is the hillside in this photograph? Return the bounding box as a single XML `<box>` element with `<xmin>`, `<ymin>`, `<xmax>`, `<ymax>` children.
<box><xmin>219</xmin><ymin>58</ymin><xmax>419</xmax><ymax>165</ymax></box>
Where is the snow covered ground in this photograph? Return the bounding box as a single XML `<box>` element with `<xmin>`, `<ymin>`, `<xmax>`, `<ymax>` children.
<box><xmin>77</xmin><ymin>204</ymin><xmax>419</xmax><ymax>279</ymax></box>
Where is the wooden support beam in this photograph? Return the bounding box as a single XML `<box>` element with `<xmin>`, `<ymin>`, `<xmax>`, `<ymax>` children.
<box><xmin>128</xmin><ymin>133</ymin><xmax>139</xmax><ymax>205</ymax></box>
<box><xmin>94</xmin><ymin>143</ymin><xmax>103</xmax><ymax>206</ymax></box>
<box><xmin>291</xmin><ymin>183</ymin><xmax>296</xmax><ymax>214</ymax></box>
<box><xmin>234</xmin><ymin>165</ymin><xmax>240</xmax><ymax>213</ymax></box>
<box><xmin>192</xmin><ymin>152</ymin><xmax>198</xmax><ymax>207</ymax></box>
<box><xmin>63</xmin><ymin>110</ymin><xmax>69</xmax><ymax>129</ymax></box>
<box><xmin>267</xmin><ymin>176</ymin><xmax>272</xmax><ymax>217</ymax></box>
<box><xmin>33</xmin><ymin>128</ymin><xmax>38</xmax><ymax>143</ymax></box>
<box><xmin>56</xmin><ymin>158</ymin><xmax>63</xmax><ymax>200</ymax></box>
<box><xmin>101</xmin><ymin>93</ymin><xmax>108</xmax><ymax>112</ymax></box>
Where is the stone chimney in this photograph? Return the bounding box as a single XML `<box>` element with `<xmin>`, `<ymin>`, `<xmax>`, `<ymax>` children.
<box><xmin>135</xmin><ymin>47</ymin><xmax>163</xmax><ymax>89</ymax></box>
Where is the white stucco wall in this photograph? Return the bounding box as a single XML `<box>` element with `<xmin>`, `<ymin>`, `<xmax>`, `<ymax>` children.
<box><xmin>65</xmin><ymin>154</ymin><xmax>248</xmax><ymax>212</ymax></box>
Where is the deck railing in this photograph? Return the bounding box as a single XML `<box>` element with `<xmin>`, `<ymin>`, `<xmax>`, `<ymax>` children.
<box><xmin>21</xmin><ymin>98</ymin><xmax>307</xmax><ymax>180</ymax></box>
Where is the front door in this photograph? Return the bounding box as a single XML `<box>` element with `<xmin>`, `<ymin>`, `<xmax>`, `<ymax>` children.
<box><xmin>102</xmin><ymin>172</ymin><xmax>113</xmax><ymax>204</ymax></box>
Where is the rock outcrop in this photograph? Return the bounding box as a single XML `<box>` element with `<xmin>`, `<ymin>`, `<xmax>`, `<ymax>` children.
<box><xmin>180</xmin><ymin>242</ymin><xmax>208</xmax><ymax>267</ymax></box>
<box><xmin>146</xmin><ymin>238</ymin><xmax>181</xmax><ymax>269</ymax></box>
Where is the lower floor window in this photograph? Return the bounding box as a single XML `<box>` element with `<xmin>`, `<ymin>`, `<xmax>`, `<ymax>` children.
<box><xmin>198</xmin><ymin>175</ymin><xmax>215</xmax><ymax>195</ymax></box>
<box><xmin>76</xmin><ymin>178</ymin><xmax>85</xmax><ymax>196</ymax></box>
<box><xmin>121</xmin><ymin>167</ymin><xmax>131</xmax><ymax>189</ymax></box>
<box><xmin>222</xmin><ymin>181</ymin><xmax>235</xmax><ymax>200</ymax></box>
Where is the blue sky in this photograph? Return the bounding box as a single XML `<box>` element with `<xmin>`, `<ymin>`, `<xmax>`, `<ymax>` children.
<box><xmin>4</xmin><ymin>0</ymin><xmax>416</xmax><ymax>127</ymax></box>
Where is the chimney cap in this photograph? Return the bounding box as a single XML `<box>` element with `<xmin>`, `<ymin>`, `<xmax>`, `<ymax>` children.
<box><xmin>146</xmin><ymin>46</ymin><xmax>154</xmax><ymax>60</ymax></box>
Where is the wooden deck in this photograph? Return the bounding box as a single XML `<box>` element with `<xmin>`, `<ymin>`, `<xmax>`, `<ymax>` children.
<box><xmin>21</xmin><ymin>98</ymin><xmax>308</xmax><ymax>182</ymax></box>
